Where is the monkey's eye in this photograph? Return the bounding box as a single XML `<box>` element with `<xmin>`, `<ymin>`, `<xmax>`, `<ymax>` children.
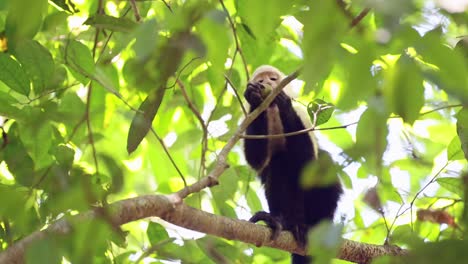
<box><xmin>270</xmin><ymin>77</ymin><xmax>277</xmax><ymax>81</ymax></box>
<box><xmin>258</xmin><ymin>79</ymin><xmax>264</xmax><ymax>83</ymax></box>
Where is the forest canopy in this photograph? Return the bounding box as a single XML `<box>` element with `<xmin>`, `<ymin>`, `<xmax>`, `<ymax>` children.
<box><xmin>1</xmin><ymin>0</ymin><xmax>468</xmax><ymax>263</ymax></box>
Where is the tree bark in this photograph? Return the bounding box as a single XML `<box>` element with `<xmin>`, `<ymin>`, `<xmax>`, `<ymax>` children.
<box><xmin>0</xmin><ymin>194</ymin><xmax>407</xmax><ymax>264</ymax></box>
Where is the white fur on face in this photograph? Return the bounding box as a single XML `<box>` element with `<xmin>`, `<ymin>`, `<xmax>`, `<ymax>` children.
<box><xmin>250</xmin><ymin>65</ymin><xmax>294</xmax><ymax>98</ymax></box>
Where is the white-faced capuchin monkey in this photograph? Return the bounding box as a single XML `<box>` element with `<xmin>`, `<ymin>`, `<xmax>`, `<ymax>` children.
<box><xmin>243</xmin><ymin>65</ymin><xmax>341</xmax><ymax>264</ymax></box>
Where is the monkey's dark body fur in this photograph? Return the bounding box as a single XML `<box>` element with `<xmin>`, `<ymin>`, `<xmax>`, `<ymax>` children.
<box><xmin>244</xmin><ymin>83</ymin><xmax>341</xmax><ymax>264</ymax></box>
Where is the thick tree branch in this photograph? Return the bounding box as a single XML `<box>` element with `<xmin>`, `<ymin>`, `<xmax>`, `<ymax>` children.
<box><xmin>0</xmin><ymin>194</ymin><xmax>407</xmax><ymax>264</ymax></box>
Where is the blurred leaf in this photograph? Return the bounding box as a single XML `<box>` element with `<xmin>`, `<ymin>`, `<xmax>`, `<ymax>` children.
<box><xmin>308</xmin><ymin>221</ymin><xmax>343</xmax><ymax>263</ymax></box>
<box><xmin>64</xmin><ymin>39</ymin><xmax>96</xmax><ymax>85</ymax></box>
<box><xmin>391</xmin><ymin>224</ymin><xmax>422</xmax><ymax>246</ymax></box>
<box><xmin>0</xmin><ymin>53</ymin><xmax>30</xmax><ymax>95</ymax></box>
<box><xmin>84</xmin><ymin>14</ymin><xmax>138</xmax><ymax>33</ymax></box>
<box><xmin>147</xmin><ymin>222</ymin><xmax>170</xmax><ymax>246</ymax></box>
<box><xmin>353</xmin><ymin>100</ymin><xmax>389</xmax><ymax>175</ymax></box>
<box><xmin>127</xmin><ymin>88</ymin><xmax>165</xmax><ymax>154</ymax></box>
<box><xmin>236</xmin><ymin>0</ymin><xmax>292</xmax><ymax>40</ymax></box>
<box><xmin>13</xmin><ymin>39</ymin><xmax>55</xmax><ymax>94</ymax></box>
<box><xmin>447</xmin><ymin>136</ymin><xmax>465</xmax><ymax>161</ymax></box>
<box><xmin>436</xmin><ymin>177</ymin><xmax>463</xmax><ymax>198</ymax></box>
<box><xmin>456</xmin><ymin>107</ymin><xmax>468</xmax><ymax>161</ymax></box>
<box><xmin>5</xmin><ymin>0</ymin><xmax>47</xmax><ymax>43</ymax></box>
<box><xmin>417</xmin><ymin>30</ymin><xmax>468</xmax><ymax>104</ymax></box>
<box><xmin>2</xmin><ymin>123</ymin><xmax>36</xmax><ymax>187</ymax></box>
<box><xmin>385</xmin><ymin>54</ymin><xmax>424</xmax><ymax>124</ymax></box>
<box><xmin>302</xmin><ymin>1</ymin><xmax>347</xmax><ymax>90</ymax></box>
<box><xmin>50</xmin><ymin>0</ymin><xmax>78</xmax><ymax>13</ymax></box>
<box><xmin>127</xmin><ymin>31</ymin><xmax>197</xmax><ymax>154</ymax></box>
<box><xmin>0</xmin><ymin>91</ymin><xmax>22</xmax><ymax>119</ymax></box>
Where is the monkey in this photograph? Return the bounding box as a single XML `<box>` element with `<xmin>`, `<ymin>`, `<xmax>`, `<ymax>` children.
<box><xmin>243</xmin><ymin>65</ymin><xmax>341</xmax><ymax>264</ymax></box>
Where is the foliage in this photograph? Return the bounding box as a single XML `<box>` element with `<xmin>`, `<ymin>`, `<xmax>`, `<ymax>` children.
<box><xmin>0</xmin><ymin>0</ymin><xmax>468</xmax><ymax>263</ymax></box>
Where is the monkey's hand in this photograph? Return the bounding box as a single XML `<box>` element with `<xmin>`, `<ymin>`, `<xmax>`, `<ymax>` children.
<box><xmin>272</xmin><ymin>91</ymin><xmax>292</xmax><ymax>110</ymax></box>
<box><xmin>249</xmin><ymin>211</ymin><xmax>283</xmax><ymax>242</ymax></box>
<box><xmin>244</xmin><ymin>83</ymin><xmax>264</xmax><ymax>108</ymax></box>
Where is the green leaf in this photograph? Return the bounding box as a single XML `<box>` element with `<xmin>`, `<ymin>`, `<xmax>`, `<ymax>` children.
<box><xmin>64</xmin><ymin>39</ymin><xmax>96</xmax><ymax>84</ymax></box>
<box><xmin>2</xmin><ymin>123</ymin><xmax>36</xmax><ymax>187</ymax></box>
<box><xmin>417</xmin><ymin>30</ymin><xmax>468</xmax><ymax>104</ymax></box>
<box><xmin>147</xmin><ymin>222</ymin><xmax>170</xmax><ymax>246</ymax></box>
<box><xmin>456</xmin><ymin>108</ymin><xmax>468</xmax><ymax>161</ymax></box>
<box><xmin>353</xmin><ymin>100</ymin><xmax>389</xmax><ymax>175</ymax></box>
<box><xmin>127</xmin><ymin>88</ymin><xmax>165</xmax><ymax>154</ymax></box>
<box><xmin>18</xmin><ymin>110</ymin><xmax>55</xmax><ymax>169</ymax></box>
<box><xmin>391</xmin><ymin>224</ymin><xmax>423</xmax><ymax>246</ymax></box>
<box><xmin>0</xmin><ymin>53</ymin><xmax>30</xmax><ymax>95</ymax></box>
<box><xmin>13</xmin><ymin>40</ymin><xmax>55</xmax><ymax>94</ymax></box>
<box><xmin>0</xmin><ymin>91</ymin><xmax>23</xmax><ymax>119</ymax></box>
<box><xmin>437</xmin><ymin>177</ymin><xmax>463</xmax><ymax>198</ymax></box>
<box><xmin>302</xmin><ymin>2</ymin><xmax>347</xmax><ymax>89</ymax></box>
<box><xmin>5</xmin><ymin>0</ymin><xmax>48</xmax><ymax>42</ymax></box>
<box><xmin>308</xmin><ymin>221</ymin><xmax>343</xmax><ymax>263</ymax></box>
<box><xmin>385</xmin><ymin>55</ymin><xmax>424</xmax><ymax>124</ymax></box>
<box><xmin>447</xmin><ymin>136</ymin><xmax>465</xmax><ymax>161</ymax></box>
<box><xmin>307</xmin><ymin>99</ymin><xmax>335</xmax><ymax>126</ymax></box>
<box><xmin>84</xmin><ymin>14</ymin><xmax>138</xmax><ymax>33</ymax></box>
<box><xmin>236</xmin><ymin>0</ymin><xmax>292</xmax><ymax>40</ymax></box>
<box><xmin>50</xmin><ymin>0</ymin><xmax>79</xmax><ymax>13</ymax></box>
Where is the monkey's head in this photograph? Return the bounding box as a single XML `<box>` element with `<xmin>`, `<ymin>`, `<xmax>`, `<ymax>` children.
<box><xmin>250</xmin><ymin>65</ymin><xmax>284</xmax><ymax>88</ymax></box>
<box><xmin>249</xmin><ymin>65</ymin><xmax>295</xmax><ymax>98</ymax></box>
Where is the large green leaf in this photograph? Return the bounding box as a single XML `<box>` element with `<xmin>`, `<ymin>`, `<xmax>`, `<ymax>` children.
<box><xmin>236</xmin><ymin>0</ymin><xmax>292</xmax><ymax>39</ymax></box>
<box><xmin>302</xmin><ymin>1</ymin><xmax>347</xmax><ymax>90</ymax></box>
<box><xmin>84</xmin><ymin>14</ymin><xmax>138</xmax><ymax>33</ymax></box>
<box><xmin>417</xmin><ymin>29</ymin><xmax>468</xmax><ymax>104</ymax></box>
<box><xmin>0</xmin><ymin>53</ymin><xmax>30</xmax><ymax>95</ymax></box>
<box><xmin>13</xmin><ymin>39</ymin><xmax>55</xmax><ymax>95</ymax></box>
<box><xmin>5</xmin><ymin>0</ymin><xmax>48</xmax><ymax>43</ymax></box>
<box><xmin>353</xmin><ymin>100</ymin><xmax>389</xmax><ymax>175</ymax></box>
<box><xmin>64</xmin><ymin>39</ymin><xmax>96</xmax><ymax>85</ymax></box>
<box><xmin>385</xmin><ymin>54</ymin><xmax>424</xmax><ymax>124</ymax></box>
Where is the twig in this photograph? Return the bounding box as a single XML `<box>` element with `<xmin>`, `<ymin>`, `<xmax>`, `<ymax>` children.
<box><xmin>219</xmin><ymin>0</ymin><xmax>249</xmax><ymax>80</ymax></box>
<box><xmin>242</xmin><ymin>121</ymin><xmax>359</xmax><ymax>139</ymax></box>
<box><xmin>160</xmin><ymin>0</ymin><xmax>173</xmax><ymax>13</ymax></box>
<box><xmin>176</xmin><ymin>79</ymin><xmax>208</xmax><ymax>180</ymax></box>
<box><xmin>224</xmin><ymin>74</ymin><xmax>247</xmax><ymax>116</ymax></box>
<box><xmin>350</xmin><ymin>8</ymin><xmax>371</xmax><ymax>28</ymax></box>
<box><xmin>129</xmin><ymin>0</ymin><xmax>141</xmax><ymax>21</ymax></box>
<box><xmin>419</xmin><ymin>104</ymin><xmax>463</xmax><ymax>116</ymax></box>
<box><xmin>150</xmin><ymin>128</ymin><xmax>187</xmax><ymax>187</ymax></box>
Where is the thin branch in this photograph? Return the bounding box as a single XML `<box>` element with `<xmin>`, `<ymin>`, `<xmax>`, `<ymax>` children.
<box><xmin>150</xmin><ymin>128</ymin><xmax>187</xmax><ymax>187</ymax></box>
<box><xmin>129</xmin><ymin>0</ymin><xmax>141</xmax><ymax>21</ymax></box>
<box><xmin>350</xmin><ymin>8</ymin><xmax>371</xmax><ymax>28</ymax></box>
<box><xmin>219</xmin><ymin>0</ymin><xmax>249</xmax><ymax>80</ymax></box>
<box><xmin>242</xmin><ymin>121</ymin><xmax>359</xmax><ymax>139</ymax></box>
<box><xmin>0</xmin><ymin>194</ymin><xmax>408</xmax><ymax>264</ymax></box>
<box><xmin>419</xmin><ymin>104</ymin><xmax>463</xmax><ymax>116</ymax></box>
<box><xmin>176</xmin><ymin>68</ymin><xmax>301</xmax><ymax>199</ymax></box>
<box><xmin>224</xmin><ymin>74</ymin><xmax>247</xmax><ymax>116</ymax></box>
<box><xmin>160</xmin><ymin>0</ymin><xmax>173</xmax><ymax>13</ymax></box>
<box><xmin>176</xmin><ymin>79</ymin><xmax>208</xmax><ymax>180</ymax></box>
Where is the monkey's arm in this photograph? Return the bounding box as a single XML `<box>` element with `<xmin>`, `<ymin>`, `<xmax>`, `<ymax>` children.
<box><xmin>244</xmin><ymin>83</ymin><xmax>269</xmax><ymax>170</ymax></box>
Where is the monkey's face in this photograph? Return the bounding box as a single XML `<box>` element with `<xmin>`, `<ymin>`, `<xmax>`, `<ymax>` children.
<box><xmin>251</xmin><ymin>71</ymin><xmax>281</xmax><ymax>88</ymax></box>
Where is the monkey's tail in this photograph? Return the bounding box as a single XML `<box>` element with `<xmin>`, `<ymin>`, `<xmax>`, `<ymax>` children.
<box><xmin>292</xmin><ymin>253</ymin><xmax>310</xmax><ymax>264</ymax></box>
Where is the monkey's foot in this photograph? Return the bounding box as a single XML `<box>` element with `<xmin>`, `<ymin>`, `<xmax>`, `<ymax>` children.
<box><xmin>249</xmin><ymin>211</ymin><xmax>283</xmax><ymax>241</ymax></box>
